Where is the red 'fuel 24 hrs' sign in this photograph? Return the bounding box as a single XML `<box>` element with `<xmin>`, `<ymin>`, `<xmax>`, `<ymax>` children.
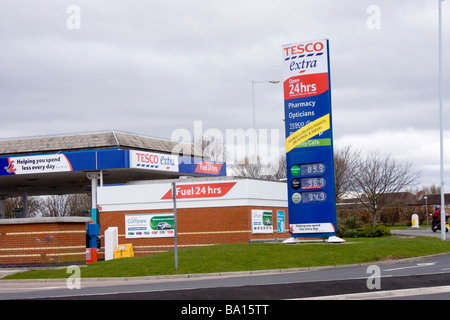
<box><xmin>161</xmin><ymin>182</ymin><xmax>237</xmax><ymax>200</ymax></box>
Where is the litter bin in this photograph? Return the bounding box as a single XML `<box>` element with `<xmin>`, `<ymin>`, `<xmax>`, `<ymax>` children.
<box><xmin>114</xmin><ymin>244</ymin><xmax>134</xmax><ymax>259</ymax></box>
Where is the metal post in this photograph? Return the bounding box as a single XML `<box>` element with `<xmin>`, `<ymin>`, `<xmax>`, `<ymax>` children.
<box><xmin>22</xmin><ymin>191</ymin><xmax>28</xmax><ymax>218</ymax></box>
<box><xmin>0</xmin><ymin>196</ymin><xmax>5</xmax><ymax>219</ymax></box>
<box><xmin>439</xmin><ymin>0</ymin><xmax>446</xmax><ymax>240</ymax></box>
<box><xmin>251</xmin><ymin>80</ymin><xmax>280</xmax><ymax>130</ymax></box>
<box><xmin>91</xmin><ymin>176</ymin><xmax>98</xmax><ymax>224</ymax></box>
<box><xmin>425</xmin><ymin>196</ymin><xmax>429</xmax><ymax>227</ymax></box>
<box><xmin>251</xmin><ymin>80</ymin><xmax>280</xmax><ymax>160</ymax></box>
<box><xmin>172</xmin><ymin>182</ymin><xmax>178</xmax><ymax>270</ymax></box>
<box><xmin>252</xmin><ymin>81</ymin><xmax>256</xmax><ymax>130</ymax></box>
<box><xmin>87</xmin><ymin>172</ymin><xmax>100</xmax><ymax>224</ymax></box>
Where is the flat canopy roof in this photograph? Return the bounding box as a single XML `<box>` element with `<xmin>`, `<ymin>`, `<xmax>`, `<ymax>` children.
<box><xmin>0</xmin><ymin>130</ymin><xmax>200</xmax><ymax>156</ymax></box>
<box><xmin>0</xmin><ymin>131</ymin><xmax>226</xmax><ymax>197</ymax></box>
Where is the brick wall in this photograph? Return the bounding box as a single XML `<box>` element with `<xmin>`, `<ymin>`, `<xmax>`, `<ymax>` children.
<box><xmin>99</xmin><ymin>206</ymin><xmax>289</xmax><ymax>258</ymax></box>
<box><xmin>0</xmin><ymin>217</ymin><xmax>90</xmax><ymax>266</ymax></box>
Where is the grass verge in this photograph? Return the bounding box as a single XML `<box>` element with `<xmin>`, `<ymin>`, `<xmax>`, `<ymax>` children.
<box><xmin>4</xmin><ymin>236</ymin><xmax>450</xmax><ymax>280</ymax></box>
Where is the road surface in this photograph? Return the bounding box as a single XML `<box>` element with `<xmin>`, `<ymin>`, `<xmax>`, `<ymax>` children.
<box><xmin>391</xmin><ymin>228</ymin><xmax>450</xmax><ymax>239</ymax></box>
<box><xmin>1</xmin><ymin>253</ymin><xmax>450</xmax><ymax>301</ymax></box>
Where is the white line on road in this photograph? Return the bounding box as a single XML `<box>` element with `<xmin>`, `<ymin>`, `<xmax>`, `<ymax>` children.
<box><xmin>294</xmin><ymin>285</ymin><xmax>450</xmax><ymax>300</ymax></box>
<box><xmin>384</xmin><ymin>262</ymin><xmax>437</xmax><ymax>272</ymax></box>
<box><xmin>0</xmin><ymin>286</ymin><xmax>66</xmax><ymax>293</ymax></box>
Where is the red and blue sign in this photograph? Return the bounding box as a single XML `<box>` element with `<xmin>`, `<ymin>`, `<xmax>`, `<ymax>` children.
<box><xmin>0</xmin><ymin>149</ymin><xmax>226</xmax><ymax>177</ymax></box>
<box><xmin>282</xmin><ymin>39</ymin><xmax>337</xmax><ymax>238</ymax></box>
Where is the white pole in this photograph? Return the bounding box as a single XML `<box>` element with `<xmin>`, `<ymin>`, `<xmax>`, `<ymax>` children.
<box><xmin>87</xmin><ymin>173</ymin><xmax>99</xmax><ymax>224</ymax></box>
<box><xmin>172</xmin><ymin>182</ymin><xmax>178</xmax><ymax>270</ymax></box>
<box><xmin>251</xmin><ymin>80</ymin><xmax>280</xmax><ymax>130</ymax></box>
<box><xmin>439</xmin><ymin>0</ymin><xmax>446</xmax><ymax>240</ymax></box>
<box><xmin>252</xmin><ymin>81</ymin><xmax>256</xmax><ymax>130</ymax></box>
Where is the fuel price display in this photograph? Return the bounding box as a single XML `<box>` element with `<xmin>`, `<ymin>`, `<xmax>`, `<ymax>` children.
<box><xmin>302</xmin><ymin>191</ymin><xmax>327</xmax><ymax>203</ymax></box>
<box><xmin>300</xmin><ymin>163</ymin><xmax>326</xmax><ymax>176</ymax></box>
<box><xmin>300</xmin><ymin>177</ymin><xmax>326</xmax><ymax>190</ymax></box>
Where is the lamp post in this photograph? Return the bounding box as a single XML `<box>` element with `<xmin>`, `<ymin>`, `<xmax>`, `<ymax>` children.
<box><xmin>251</xmin><ymin>80</ymin><xmax>280</xmax><ymax>129</ymax></box>
<box><xmin>425</xmin><ymin>196</ymin><xmax>429</xmax><ymax>227</ymax></box>
<box><xmin>438</xmin><ymin>0</ymin><xmax>446</xmax><ymax>241</ymax></box>
<box><xmin>172</xmin><ymin>176</ymin><xmax>190</xmax><ymax>270</ymax></box>
<box><xmin>172</xmin><ymin>181</ymin><xmax>178</xmax><ymax>270</ymax></box>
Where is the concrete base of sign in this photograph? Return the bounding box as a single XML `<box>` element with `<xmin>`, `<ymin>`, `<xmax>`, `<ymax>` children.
<box><xmin>282</xmin><ymin>237</ymin><xmax>324</xmax><ymax>244</ymax></box>
<box><xmin>283</xmin><ymin>236</ymin><xmax>345</xmax><ymax>244</ymax></box>
<box><xmin>326</xmin><ymin>236</ymin><xmax>346</xmax><ymax>243</ymax></box>
<box><xmin>282</xmin><ymin>237</ymin><xmax>299</xmax><ymax>244</ymax></box>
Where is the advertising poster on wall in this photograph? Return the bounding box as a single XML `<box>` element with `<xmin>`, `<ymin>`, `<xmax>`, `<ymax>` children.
<box><xmin>125</xmin><ymin>213</ymin><xmax>174</xmax><ymax>238</ymax></box>
<box><xmin>277</xmin><ymin>210</ymin><xmax>286</xmax><ymax>233</ymax></box>
<box><xmin>2</xmin><ymin>154</ymin><xmax>73</xmax><ymax>175</ymax></box>
<box><xmin>251</xmin><ymin>210</ymin><xmax>273</xmax><ymax>234</ymax></box>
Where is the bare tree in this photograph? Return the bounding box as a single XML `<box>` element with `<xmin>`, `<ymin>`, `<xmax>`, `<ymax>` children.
<box><xmin>270</xmin><ymin>154</ymin><xmax>287</xmax><ymax>181</ymax></box>
<box><xmin>200</xmin><ymin>134</ymin><xmax>227</xmax><ymax>163</ymax></box>
<box><xmin>39</xmin><ymin>195</ymin><xmax>71</xmax><ymax>217</ymax></box>
<box><xmin>3</xmin><ymin>196</ymin><xmax>40</xmax><ymax>218</ymax></box>
<box><xmin>349</xmin><ymin>151</ymin><xmax>421</xmax><ymax>227</ymax></box>
<box><xmin>39</xmin><ymin>194</ymin><xmax>90</xmax><ymax>217</ymax></box>
<box><xmin>231</xmin><ymin>154</ymin><xmax>286</xmax><ymax>181</ymax></box>
<box><xmin>334</xmin><ymin>145</ymin><xmax>359</xmax><ymax>201</ymax></box>
<box><xmin>231</xmin><ymin>155</ymin><xmax>265</xmax><ymax>179</ymax></box>
<box><xmin>408</xmin><ymin>184</ymin><xmax>441</xmax><ymax>196</ymax></box>
<box><xmin>66</xmin><ymin>193</ymin><xmax>91</xmax><ymax>216</ymax></box>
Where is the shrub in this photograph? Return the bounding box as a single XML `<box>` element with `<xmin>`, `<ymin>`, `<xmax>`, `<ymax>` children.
<box><xmin>336</xmin><ymin>216</ymin><xmax>363</xmax><ymax>238</ymax></box>
<box><xmin>356</xmin><ymin>225</ymin><xmax>391</xmax><ymax>238</ymax></box>
<box><xmin>336</xmin><ymin>216</ymin><xmax>391</xmax><ymax>238</ymax></box>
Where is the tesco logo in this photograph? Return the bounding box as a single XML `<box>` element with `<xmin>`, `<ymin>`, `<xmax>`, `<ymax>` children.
<box><xmin>136</xmin><ymin>152</ymin><xmax>159</xmax><ymax>164</ymax></box>
<box><xmin>284</xmin><ymin>41</ymin><xmax>324</xmax><ymax>56</ymax></box>
<box><xmin>131</xmin><ymin>150</ymin><xmax>178</xmax><ymax>172</ymax></box>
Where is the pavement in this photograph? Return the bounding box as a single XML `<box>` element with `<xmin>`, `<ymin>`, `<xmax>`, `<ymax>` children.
<box><xmin>390</xmin><ymin>227</ymin><xmax>450</xmax><ymax>239</ymax></box>
<box><xmin>0</xmin><ymin>268</ymin><xmax>30</xmax><ymax>279</ymax></box>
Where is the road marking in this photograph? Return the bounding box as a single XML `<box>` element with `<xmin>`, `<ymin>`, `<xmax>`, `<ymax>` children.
<box><xmin>0</xmin><ymin>286</ymin><xmax>66</xmax><ymax>293</ymax></box>
<box><xmin>384</xmin><ymin>262</ymin><xmax>437</xmax><ymax>272</ymax></box>
<box><xmin>295</xmin><ymin>285</ymin><xmax>450</xmax><ymax>300</ymax></box>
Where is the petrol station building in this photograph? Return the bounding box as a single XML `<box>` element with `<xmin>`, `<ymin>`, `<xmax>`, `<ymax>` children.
<box><xmin>0</xmin><ymin>131</ymin><xmax>288</xmax><ymax>266</ymax></box>
<box><xmin>98</xmin><ymin>177</ymin><xmax>289</xmax><ymax>259</ymax></box>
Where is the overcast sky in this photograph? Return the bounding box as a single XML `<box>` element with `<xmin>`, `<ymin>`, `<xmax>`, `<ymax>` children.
<box><xmin>0</xmin><ymin>0</ymin><xmax>449</xmax><ymax>188</ymax></box>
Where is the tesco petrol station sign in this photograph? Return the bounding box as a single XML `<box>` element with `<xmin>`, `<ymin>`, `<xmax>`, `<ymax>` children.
<box><xmin>282</xmin><ymin>39</ymin><xmax>337</xmax><ymax>238</ymax></box>
<box><xmin>130</xmin><ymin>150</ymin><xmax>178</xmax><ymax>172</ymax></box>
